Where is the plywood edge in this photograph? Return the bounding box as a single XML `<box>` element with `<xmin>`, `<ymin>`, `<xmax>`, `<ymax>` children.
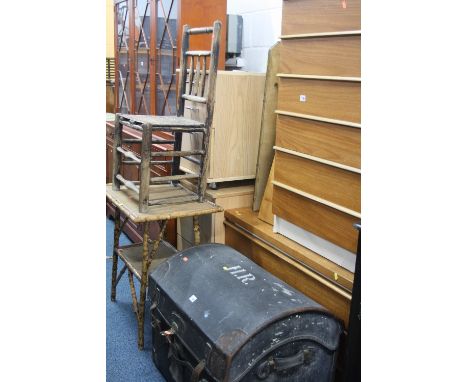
<box><xmin>274</xmin><ymin>146</ymin><xmax>361</xmax><ymax>174</ymax></box>
<box><xmin>277</xmin><ymin>73</ymin><xmax>361</xmax><ymax>82</ymax></box>
<box><xmin>275</xmin><ymin>110</ymin><xmax>361</xmax><ymax>129</ymax></box>
<box><xmin>253</xmin><ymin>42</ymin><xmax>280</xmax><ymax>211</ymax></box>
<box><xmin>273</xmin><ymin>181</ymin><xmax>361</xmax><ymax>218</ymax></box>
<box><xmin>280</xmin><ymin>30</ymin><xmax>361</xmax><ymax>40</ymax></box>
<box><xmin>258</xmin><ymin>159</ymin><xmax>275</xmax><ymax>225</ymax></box>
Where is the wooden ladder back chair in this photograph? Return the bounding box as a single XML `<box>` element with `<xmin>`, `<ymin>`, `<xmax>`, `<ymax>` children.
<box><xmin>173</xmin><ymin>20</ymin><xmax>222</xmax><ymax>196</ymax></box>
<box><xmin>112</xmin><ymin>20</ymin><xmax>221</xmax><ymax>213</ymax></box>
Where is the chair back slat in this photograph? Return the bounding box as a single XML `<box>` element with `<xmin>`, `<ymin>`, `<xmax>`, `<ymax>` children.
<box><xmin>177</xmin><ymin>21</ymin><xmax>221</xmax><ymax>115</ymax></box>
<box><xmin>198</xmin><ymin>56</ymin><xmax>206</xmax><ymax>97</ymax></box>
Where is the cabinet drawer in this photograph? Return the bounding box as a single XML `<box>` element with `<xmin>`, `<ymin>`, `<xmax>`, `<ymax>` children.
<box><xmin>282</xmin><ymin>0</ymin><xmax>361</xmax><ymax>36</ymax></box>
<box><xmin>276</xmin><ymin>114</ymin><xmax>360</xmax><ymax>168</ymax></box>
<box><xmin>273</xmin><ymin>185</ymin><xmax>359</xmax><ymax>252</ymax></box>
<box><xmin>275</xmin><ymin>150</ymin><xmax>360</xmax><ymax>212</ymax></box>
<box><xmin>278</xmin><ymin>78</ymin><xmax>361</xmax><ymax>123</ymax></box>
<box><xmin>280</xmin><ymin>35</ymin><xmax>360</xmax><ymax>77</ymax></box>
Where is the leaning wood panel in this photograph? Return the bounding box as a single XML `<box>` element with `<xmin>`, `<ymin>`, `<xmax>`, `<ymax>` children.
<box><xmin>279</xmin><ymin>35</ymin><xmax>360</xmax><ymax>77</ymax></box>
<box><xmin>273</xmin><ymin>185</ymin><xmax>359</xmax><ymax>252</ymax></box>
<box><xmin>224</xmin><ymin>220</ymin><xmax>351</xmax><ymax>326</ymax></box>
<box><xmin>276</xmin><ymin>114</ymin><xmax>361</xmax><ymax>168</ymax></box>
<box><xmin>275</xmin><ymin>151</ymin><xmax>361</xmax><ymax>212</ymax></box>
<box><xmin>253</xmin><ymin>43</ymin><xmax>280</xmax><ymax>211</ymax></box>
<box><xmin>278</xmin><ymin>78</ymin><xmax>360</xmax><ymax>123</ymax></box>
<box><xmin>282</xmin><ymin>0</ymin><xmax>361</xmax><ymax>35</ymax></box>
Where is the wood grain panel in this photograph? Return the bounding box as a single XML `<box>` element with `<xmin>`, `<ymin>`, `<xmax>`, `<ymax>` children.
<box><xmin>275</xmin><ymin>151</ymin><xmax>360</xmax><ymax>212</ymax></box>
<box><xmin>273</xmin><ymin>186</ymin><xmax>359</xmax><ymax>252</ymax></box>
<box><xmin>178</xmin><ymin>0</ymin><xmax>227</xmax><ymax>69</ymax></box>
<box><xmin>224</xmin><ymin>219</ymin><xmax>351</xmax><ymax>326</ymax></box>
<box><xmin>279</xmin><ymin>35</ymin><xmax>360</xmax><ymax>77</ymax></box>
<box><xmin>278</xmin><ymin>78</ymin><xmax>360</xmax><ymax>123</ymax></box>
<box><xmin>276</xmin><ymin>114</ymin><xmax>360</xmax><ymax>168</ymax></box>
<box><xmin>282</xmin><ymin>0</ymin><xmax>361</xmax><ymax>35</ymax></box>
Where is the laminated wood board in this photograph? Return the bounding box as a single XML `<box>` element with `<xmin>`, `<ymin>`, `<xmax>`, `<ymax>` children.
<box><xmin>278</xmin><ymin>78</ymin><xmax>361</xmax><ymax>123</ymax></box>
<box><xmin>253</xmin><ymin>43</ymin><xmax>280</xmax><ymax>211</ymax></box>
<box><xmin>282</xmin><ymin>0</ymin><xmax>361</xmax><ymax>36</ymax></box>
<box><xmin>275</xmin><ymin>150</ymin><xmax>361</xmax><ymax>212</ymax></box>
<box><xmin>279</xmin><ymin>35</ymin><xmax>361</xmax><ymax>77</ymax></box>
<box><xmin>272</xmin><ymin>185</ymin><xmax>360</xmax><ymax>252</ymax></box>
<box><xmin>275</xmin><ymin>114</ymin><xmax>361</xmax><ymax>168</ymax></box>
<box><xmin>224</xmin><ymin>208</ymin><xmax>352</xmax><ymax>326</ymax></box>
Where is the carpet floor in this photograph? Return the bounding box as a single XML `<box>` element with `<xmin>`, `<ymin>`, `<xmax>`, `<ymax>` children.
<box><xmin>106</xmin><ymin>218</ymin><xmax>166</xmax><ymax>382</ymax></box>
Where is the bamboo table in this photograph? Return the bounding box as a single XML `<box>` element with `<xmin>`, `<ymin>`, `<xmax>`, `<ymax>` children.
<box><xmin>107</xmin><ymin>183</ymin><xmax>223</xmax><ymax>349</ymax></box>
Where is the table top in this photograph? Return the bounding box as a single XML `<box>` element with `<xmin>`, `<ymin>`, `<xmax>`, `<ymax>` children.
<box><xmin>106</xmin><ymin>184</ymin><xmax>223</xmax><ymax>223</ymax></box>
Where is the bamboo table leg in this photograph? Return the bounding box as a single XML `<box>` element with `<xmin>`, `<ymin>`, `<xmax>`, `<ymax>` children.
<box><xmin>111</xmin><ymin>208</ymin><xmax>121</xmax><ymax>301</ymax></box>
<box><xmin>137</xmin><ymin>222</ymin><xmax>150</xmax><ymax>350</ymax></box>
<box><xmin>137</xmin><ymin>220</ymin><xmax>168</xmax><ymax>350</ymax></box>
<box><xmin>193</xmin><ymin>215</ymin><xmax>201</xmax><ymax>246</ymax></box>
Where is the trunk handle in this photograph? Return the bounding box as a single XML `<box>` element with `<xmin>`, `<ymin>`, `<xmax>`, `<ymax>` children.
<box><xmin>256</xmin><ymin>348</ymin><xmax>312</xmax><ymax>379</ymax></box>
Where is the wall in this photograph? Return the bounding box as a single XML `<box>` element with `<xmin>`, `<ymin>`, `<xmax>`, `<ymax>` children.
<box><xmin>227</xmin><ymin>0</ymin><xmax>282</xmax><ymax>72</ymax></box>
<box><xmin>106</xmin><ymin>0</ymin><xmax>114</xmax><ymax>58</ymax></box>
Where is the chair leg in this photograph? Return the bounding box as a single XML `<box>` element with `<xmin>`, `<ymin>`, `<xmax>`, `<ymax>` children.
<box><xmin>139</xmin><ymin>123</ymin><xmax>151</xmax><ymax>213</ymax></box>
<box><xmin>112</xmin><ymin>115</ymin><xmax>123</xmax><ymax>191</ymax></box>
<box><xmin>111</xmin><ymin>209</ymin><xmax>121</xmax><ymax>301</ymax></box>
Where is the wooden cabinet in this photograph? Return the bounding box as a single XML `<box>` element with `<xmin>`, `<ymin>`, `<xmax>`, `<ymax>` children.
<box><xmin>114</xmin><ymin>0</ymin><xmax>179</xmax><ymax>116</ymax></box>
<box><xmin>180</xmin><ymin>71</ymin><xmax>266</xmax><ymax>183</ymax></box>
<box><xmin>177</xmin><ymin>183</ymin><xmax>254</xmax><ymax>248</ymax></box>
<box><xmin>177</xmin><ymin>0</ymin><xmax>227</xmax><ymax>70</ymax></box>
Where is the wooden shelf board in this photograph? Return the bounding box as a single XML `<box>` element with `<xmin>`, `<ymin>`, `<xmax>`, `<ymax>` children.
<box><xmin>280</xmin><ymin>30</ymin><xmax>361</xmax><ymax>40</ymax></box>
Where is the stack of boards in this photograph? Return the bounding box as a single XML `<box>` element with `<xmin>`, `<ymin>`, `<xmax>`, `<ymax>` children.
<box><xmin>225</xmin><ymin>0</ymin><xmax>360</xmax><ymax>327</ymax></box>
<box><xmin>273</xmin><ymin>0</ymin><xmax>361</xmax><ymax>270</ymax></box>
